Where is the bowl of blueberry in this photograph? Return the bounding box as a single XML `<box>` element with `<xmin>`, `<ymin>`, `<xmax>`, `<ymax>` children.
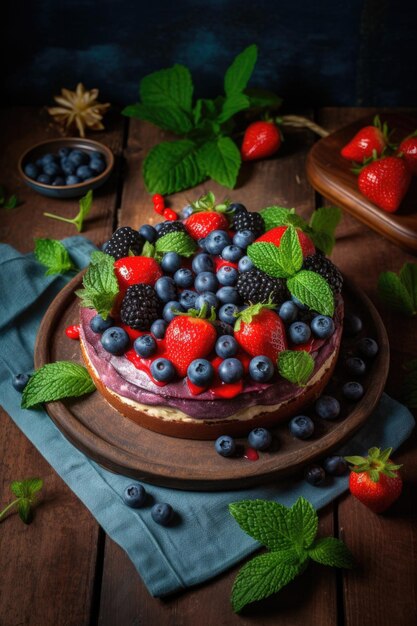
<box><xmin>18</xmin><ymin>137</ymin><xmax>114</xmax><ymax>198</ymax></box>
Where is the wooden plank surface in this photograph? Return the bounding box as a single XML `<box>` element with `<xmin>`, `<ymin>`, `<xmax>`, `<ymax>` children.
<box><xmin>0</xmin><ymin>107</ymin><xmax>124</xmax><ymax>626</ymax></box>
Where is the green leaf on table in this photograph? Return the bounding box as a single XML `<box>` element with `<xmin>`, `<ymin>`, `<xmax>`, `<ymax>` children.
<box><xmin>287</xmin><ymin>270</ymin><xmax>334</xmax><ymax>316</ymax></box>
<box><xmin>0</xmin><ymin>478</ymin><xmax>44</xmax><ymax>526</ymax></box>
<box><xmin>197</xmin><ymin>136</ymin><xmax>241</xmax><ymax>188</ymax></box>
<box><xmin>244</xmin><ymin>87</ymin><xmax>283</xmax><ymax>110</ymax></box>
<box><xmin>308</xmin><ymin>537</ymin><xmax>355</xmax><ymax>568</ymax></box>
<box><xmin>21</xmin><ymin>362</ymin><xmax>95</xmax><ymax>409</ymax></box>
<box><xmin>277</xmin><ymin>350</ymin><xmax>315</xmax><ymax>387</ymax></box>
<box><xmin>3</xmin><ymin>194</ymin><xmax>19</xmax><ymax>210</ymax></box>
<box><xmin>224</xmin><ymin>44</ymin><xmax>258</xmax><ymax>96</ymax></box>
<box><xmin>75</xmin><ymin>250</ymin><xmax>119</xmax><ymax>318</ymax></box>
<box><xmin>155</xmin><ymin>231</ymin><xmax>197</xmax><ymax>258</ymax></box>
<box><xmin>308</xmin><ymin>206</ymin><xmax>342</xmax><ymax>255</ymax></box>
<box><xmin>43</xmin><ymin>189</ymin><xmax>93</xmax><ymax>233</ymax></box>
<box><xmin>34</xmin><ymin>238</ymin><xmax>75</xmax><ymax>276</ymax></box>
<box><xmin>377</xmin><ymin>270</ymin><xmax>415</xmax><ymax>316</ymax></box>
<box><xmin>143</xmin><ymin>140</ymin><xmax>205</xmax><ymax>194</ymax></box>
<box><xmin>217</xmin><ymin>93</ymin><xmax>250</xmax><ymax>123</ymax></box>
<box><xmin>229</xmin><ymin>500</ymin><xmax>293</xmax><ymax>552</ymax></box>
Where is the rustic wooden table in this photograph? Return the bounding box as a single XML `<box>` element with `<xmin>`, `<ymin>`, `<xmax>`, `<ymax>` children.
<box><xmin>1</xmin><ymin>107</ymin><xmax>416</xmax><ymax>626</ymax></box>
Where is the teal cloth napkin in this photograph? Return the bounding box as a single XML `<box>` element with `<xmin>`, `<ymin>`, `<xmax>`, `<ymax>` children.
<box><xmin>0</xmin><ymin>237</ymin><xmax>414</xmax><ymax>597</ymax></box>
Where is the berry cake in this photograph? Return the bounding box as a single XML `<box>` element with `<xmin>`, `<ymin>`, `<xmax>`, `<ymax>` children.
<box><xmin>78</xmin><ymin>195</ymin><xmax>344</xmax><ymax>440</ymax></box>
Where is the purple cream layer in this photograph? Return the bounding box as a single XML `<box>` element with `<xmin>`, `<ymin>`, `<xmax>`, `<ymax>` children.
<box><xmin>80</xmin><ymin>302</ymin><xmax>343</xmax><ymax>420</ymax></box>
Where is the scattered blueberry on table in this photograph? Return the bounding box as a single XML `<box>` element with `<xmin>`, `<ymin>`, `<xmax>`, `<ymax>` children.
<box><xmin>123</xmin><ymin>483</ymin><xmax>147</xmax><ymax>508</ymax></box>
<box><xmin>151</xmin><ymin>503</ymin><xmax>175</xmax><ymax>526</ymax></box>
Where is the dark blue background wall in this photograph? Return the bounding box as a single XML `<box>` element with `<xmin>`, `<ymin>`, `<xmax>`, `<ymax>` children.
<box><xmin>4</xmin><ymin>0</ymin><xmax>417</xmax><ymax>107</ymax></box>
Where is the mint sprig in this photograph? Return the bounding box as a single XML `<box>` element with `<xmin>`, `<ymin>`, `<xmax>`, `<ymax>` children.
<box><xmin>21</xmin><ymin>362</ymin><xmax>95</xmax><ymax>409</ymax></box>
<box><xmin>0</xmin><ymin>185</ymin><xmax>19</xmax><ymax>210</ymax></box>
<box><xmin>278</xmin><ymin>350</ymin><xmax>315</xmax><ymax>387</ymax></box>
<box><xmin>34</xmin><ymin>238</ymin><xmax>76</xmax><ymax>276</ymax></box>
<box><xmin>155</xmin><ymin>231</ymin><xmax>197</xmax><ymax>258</ymax></box>
<box><xmin>0</xmin><ymin>478</ymin><xmax>43</xmax><ymax>525</ymax></box>
<box><xmin>229</xmin><ymin>497</ymin><xmax>354</xmax><ymax>613</ymax></box>
<box><xmin>75</xmin><ymin>250</ymin><xmax>119</xmax><ymax>318</ymax></box>
<box><xmin>288</xmin><ymin>270</ymin><xmax>334</xmax><ymax>317</ymax></box>
<box><xmin>44</xmin><ymin>189</ymin><xmax>93</xmax><ymax>232</ymax></box>
<box><xmin>378</xmin><ymin>263</ymin><xmax>417</xmax><ymax>316</ymax></box>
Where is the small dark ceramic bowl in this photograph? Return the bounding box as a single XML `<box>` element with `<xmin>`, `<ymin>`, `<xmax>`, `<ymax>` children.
<box><xmin>18</xmin><ymin>137</ymin><xmax>114</xmax><ymax>198</ymax></box>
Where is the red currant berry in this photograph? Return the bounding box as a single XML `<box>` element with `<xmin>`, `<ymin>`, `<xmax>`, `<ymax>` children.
<box><xmin>65</xmin><ymin>324</ymin><xmax>80</xmax><ymax>340</ymax></box>
<box><xmin>163</xmin><ymin>208</ymin><xmax>179</xmax><ymax>221</ymax></box>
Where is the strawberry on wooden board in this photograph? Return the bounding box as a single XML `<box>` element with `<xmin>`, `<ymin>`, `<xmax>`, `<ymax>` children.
<box><xmin>399</xmin><ymin>132</ymin><xmax>417</xmax><ymax>175</ymax></box>
<box><xmin>241</xmin><ymin>121</ymin><xmax>281</xmax><ymax>161</ymax></box>
<box><xmin>234</xmin><ymin>303</ymin><xmax>287</xmax><ymax>361</ymax></box>
<box><xmin>340</xmin><ymin>115</ymin><xmax>388</xmax><ymax>163</ymax></box>
<box><xmin>345</xmin><ymin>447</ymin><xmax>403</xmax><ymax>514</ymax></box>
<box><xmin>114</xmin><ymin>256</ymin><xmax>163</xmax><ymax>291</ymax></box>
<box><xmin>357</xmin><ymin>156</ymin><xmax>411</xmax><ymax>212</ymax></box>
<box><xmin>184</xmin><ymin>211</ymin><xmax>229</xmax><ymax>240</ymax></box>
<box><xmin>165</xmin><ymin>306</ymin><xmax>217</xmax><ymax>377</ymax></box>
<box><xmin>256</xmin><ymin>225</ymin><xmax>315</xmax><ymax>257</ymax></box>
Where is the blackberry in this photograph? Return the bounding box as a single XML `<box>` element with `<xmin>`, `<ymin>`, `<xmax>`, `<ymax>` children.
<box><xmin>155</xmin><ymin>220</ymin><xmax>186</xmax><ymax>239</ymax></box>
<box><xmin>236</xmin><ymin>268</ymin><xmax>290</xmax><ymax>306</ymax></box>
<box><xmin>232</xmin><ymin>209</ymin><xmax>265</xmax><ymax>238</ymax></box>
<box><xmin>120</xmin><ymin>284</ymin><xmax>162</xmax><ymax>330</ymax></box>
<box><xmin>105</xmin><ymin>227</ymin><xmax>144</xmax><ymax>260</ymax></box>
<box><xmin>302</xmin><ymin>253</ymin><xmax>343</xmax><ymax>294</ymax></box>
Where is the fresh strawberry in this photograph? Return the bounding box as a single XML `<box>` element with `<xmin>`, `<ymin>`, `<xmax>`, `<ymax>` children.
<box><xmin>399</xmin><ymin>132</ymin><xmax>417</xmax><ymax>175</ymax></box>
<box><xmin>114</xmin><ymin>256</ymin><xmax>163</xmax><ymax>291</ymax></box>
<box><xmin>165</xmin><ymin>308</ymin><xmax>217</xmax><ymax>377</ymax></box>
<box><xmin>184</xmin><ymin>211</ymin><xmax>229</xmax><ymax>240</ymax></box>
<box><xmin>234</xmin><ymin>303</ymin><xmax>287</xmax><ymax>362</ymax></box>
<box><xmin>241</xmin><ymin>121</ymin><xmax>281</xmax><ymax>161</ymax></box>
<box><xmin>357</xmin><ymin>156</ymin><xmax>411</xmax><ymax>212</ymax></box>
<box><xmin>345</xmin><ymin>447</ymin><xmax>403</xmax><ymax>514</ymax></box>
<box><xmin>341</xmin><ymin>115</ymin><xmax>388</xmax><ymax>162</ymax></box>
<box><xmin>256</xmin><ymin>226</ymin><xmax>315</xmax><ymax>257</ymax></box>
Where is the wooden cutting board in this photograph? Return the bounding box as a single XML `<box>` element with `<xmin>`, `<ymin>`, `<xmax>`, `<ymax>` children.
<box><xmin>307</xmin><ymin>113</ymin><xmax>417</xmax><ymax>254</ymax></box>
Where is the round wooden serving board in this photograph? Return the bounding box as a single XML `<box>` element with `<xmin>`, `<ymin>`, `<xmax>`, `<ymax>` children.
<box><xmin>307</xmin><ymin>113</ymin><xmax>417</xmax><ymax>254</ymax></box>
<box><xmin>35</xmin><ymin>273</ymin><xmax>389</xmax><ymax>491</ymax></box>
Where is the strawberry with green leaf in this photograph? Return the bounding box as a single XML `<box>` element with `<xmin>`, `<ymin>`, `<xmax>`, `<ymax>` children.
<box><xmin>341</xmin><ymin>115</ymin><xmax>389</xmax><ymax>163</ymax></box>
<box><xmin>184</xmin><ymin>191</ymin><xmax>230</xmax><ymax>239</ymax></box>
<box><xmin>256</xmin><ymin>225</ymin><xmax>315</xmax><ymax>258</ymax></box>
<box><xmin>357</xmin><ymin>155</ymin><xmax>411</xmax><ymax>212</ymax></box>
<box><xmin>234</xmin><ymin>302</ymin><xmax>287</xmax><ymax>361</ymax></box>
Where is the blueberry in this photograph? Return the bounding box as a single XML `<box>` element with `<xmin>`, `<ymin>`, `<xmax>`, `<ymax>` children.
<box><xmin>305</xmin><ymin>465</ymin><xmax>326</xmax><ymax>486</ymax></box>
<box><xmin>289</xmin><ymin>415</ymin><xmax>314</xmax><ymax>439</ymax></box>
<box><xmin>315</xmin><ymin>395</ymin><xmax>340</xmax><ymax>419</ymax></box>
<box><xmin>217</xmin><ymin>265</ymin><xmax>238</xmax><ymax>286</ymax></box>
<box><xmin>66</xmin><ymin>175</ymin><xmax>82</xmax><ymax>185</ymax></box>
<box><xmin>192</xmin><ymin>253</ymin><xmax>214</xmax><ymax>274</ymax></box>
<box><xmin>151</xmin><ymin>502</ymin><xmax>174</xmax><ymax>526</ymax></box>
<box><xmin>322</xmin><ymin>456</ymin><xmax>348</xmax><ymax>476</ymax></box>
<box><xmin>90</xmin><ymin>314</ymin><xmax>114</xmax><ymax>333</ymax></box>
<box><xmin>187</xmin><ymin>358</ymin><xmax>214</xmax><ymax>386</ymax></box>
<box><xmin>311</xmin><ymin>315</ymin><xmax>335</xmax><ymax>339</ymax></box>
<box><xmin>204</xmin><ymin>230</ymin><xmax>231</xmax><ymax>255</ymax></box>
<box><xmin>37</xmin><ymin>174</ymin><xmax>52</xmax><ymax>185</ymax></box>
<box><xmin>343</xmin><ymin>313</ymin><xmax>363</xmax><ymax>337</ymax></box>
<box><xmin>163</xmin><ymin>301</ymin><xmax>184</xmax><ymax>323</ymax></box>
<box><xmin>138</xmin><ymin>224</ymin><xmax>157</xmax><ymax>243</ymax></box>
<box><xmin>194</xmin><ymin>271</ymin><xmax>218</xmax><ymax>294</ymax></box>
<box><xmin>198</xmin><ymin>238</ymin><xmax>207</xmax><ymax>251</ymax></box>
<box><xmin>52</xmin><ymin>176</ymin><xmax>66</xmax><ymax>186</ymax></box>
<box><xmin>150</xmin><ymin>319</ymin><xmax>167</xmax><ymax>339</ymax></box>
<box><xmin>154</xmin><ymin>223</ymin><xmax>164</xmax><ymax>233</ymax></box>
<box><xmin>219</xmin><ymin>303</ymin><xmax>239</xmax><ymax>325</ymax></box>
<box><xmin>75</xmin><ymin>165</ymin><xmax>93</xmax><ymax>180</ymax></box>
<box><xmin>150</xmin><ymin>358</ymin><xmax>176</xmax><ymax>382</ymax></box>
<box><xmin>216</xmin><ymin>335</ymin><xmax>238</xmax><ymax>358</ymax></box>
<box><xmin>69</xmin><ymin>150</ymin><xmax>89</xmax><ymax>167</ymax></box>
<box><xmin>12</xmin><ymin>373</ymin><xmax>30</xmax><ymax>392</ymax></box>
<box><xmin>218</xmin><ymin>358</ymin><xmax>243</xmax><ymax>383</ymax></box>
<box><xmin>228</xmin><ymin>202</ymin><xmax>247</xmax><ymax>213</ymax></box>
<box><xmin>90</xmin><ymin>150</ymin><xmax>104</xmax><ymax>160</ymax></box>
<box><xmin>35</xmin><ymin>158</ymin><xmax>44</xmax><ymax>168</ymax></box>
<box><xmin>238</xmin><ymin>256</ymin><xmax>254</xmax><ymax>272</ymax></box>
<box><xmin>345</xmin><ymin>357</ymin><xmax>366</xmax><ymax>377</ymax></box>
<box><xmin>24</xmin><ymin>163</ymin><xmax>39</xmax><ymax>179</ymax></box>
<box><xmin>43</xmin><ymin>162</ymin><xmax>62</xmax><ymax>177</ymax></box>
<box><xmin>89</xmin><ymin>158</ymin><xmax>106</xmax><ymax>174</ymax></box>
<box><xmin>221</xmin><ymin>245</ymin><xmax>243</xmax><ymax>263</ymax></box>
<box><xmin>101</xmin><ymin>327</ymin><xmax>129</xmax><ymax>355</ymax></box>
<box><xmin>123</xmin><ymin>483</ymin><xmax>147</xmax><ymax>508</ymax></box>
<box><xmin>342</xmin><ymin>381</ymin><xmax>364</xmax><ymax>401</ymax></box>
<box><xmin>134</xmin><ymin>334</ymin><xmax>157</xmax><ymax>358</ymax></box>
<box><xmin>101</xmin><ymin>241</ymin><xmax>109</xmax><ymax>252</ymax></box>
<box><xmin>195</xmin><ymin>292</ymin><xmax>218</xmax><ymax>311</ymax></box>
<box><xmin>215</xmin><ymin>435</ymin><xmax>236</xmax><ymax>457</ymax></box>
<box><xmin>61</xmin><ymin>158</ymin><xmax>77</xmax><ymax>176</ymax></box>
<box><xmin>155</xmin><ymin>276</ymin><xmax>177</xmax><ymax>303</ymax></box>
<box><xmin>173</xmin><ymin>268</ymin><xmax>194</xmax><ymax>289</ymax></box>
<box><xmin>278</xmin><ymin>300</ymin><xmax>298</xmax><ymax>323</ymax></box>
<box><xmin>161</xmin><ymin>252</ymin><xmax>182</xmax><ymax>274</ymax></box>
<box><xmin>233</xmin><ymin>229</ymin><xmax>255</xmax><ymax>249</ymax></box>
<box><xmin>58</xmin><ymin>147</ymin><xmax>71</xmax><ymax>159</ymax></box>
<box><xmin>289</xmin><ymin>321</ymin><xmax>311</xmax><ymax>344</ymax></box>
<box><xmin>216</xmin><ymin>286</ymin><xmax>240</xmax><ymax>305</ymax></box>
<box><xmin>357</xmin><ymin>337</ymin><xmax>379</xmax><ymax>359</ymax></box>
<box><xmin>248</xmin><ymin>427</ymin><xmax>272</xmax><ymax>451</ymax></box>
<box><xmin>42</xmin><ymin>153</ymin><xmax>56</xmax><ymax>165</ymax></box>
<box><xmin>181</xmin><ymin>205</ymin><xmax>194</xmax><ymax>218</ymax></box>
<box><xmin>249</xmin><ymin>356</ymin><xmax>274</xmax><ymax>382</ymax></box>
<box><xmin>215</xmin><ymin>320</ymin><xmax>234</xmax><ymax>336</ymax></box>
<box><xmin>179</xmin><ymin>289</ymin><xmax>198</xmax><ymax>310</ymax></box>
<box><xmin>291</xmin><ymin>295</ymin><xmax>308</xmax><ymax>310</ymax></box>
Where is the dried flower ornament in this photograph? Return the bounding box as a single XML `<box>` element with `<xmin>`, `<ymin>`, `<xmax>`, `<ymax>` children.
<box><xmin>47</xmin><ymin>83</ymin><xmax>110</xmax><ymax>137</ymax></box>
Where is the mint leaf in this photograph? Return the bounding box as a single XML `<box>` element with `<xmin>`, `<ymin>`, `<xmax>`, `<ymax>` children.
<box><xmin>4</xmin><ymin>194</ymin><xmax>19</xmax><ymax>210</ymax></box>
<box><xmin>260</xmin><ymin>206</ymin><xmax>295</xmax><ymax>230</ymax></box>
<box><xmin>244</xmin><ymin>87</ymin><xmax>282</xmax><ymax>110</ymax></box>
<box><xmin>287</xmin><ymin>270</ymin><xmax>334</xmax><ymax>316</ymax></box>
<box><xmin>34</xmin><ymin>238</ymin><xmax>75</xmax><ymax>275</ymax></box>
<box><xmin>140</xmin><ymin>64</ymin><xmax>193</xmax><ymax>112</ymax></box>
<box><xmin>44</xmin><ymin>189</ymin><xmax>93</xmax><ymax>233</ymax></box>
<box><xmin>155</xmin><ymin>231</ymin><xmax>197</xmax><ymax>258</ymax></box>
<box><xmin>287</xmin><ymin>497</ymin><xmax>318</xmax><ymax>551</ymax></box>
<box><xmin>309</xmin><ymin>231</ymin><xmax>334</xmax><ymax>256</ymax></box>
<box><xmin>377</xmin><ymin>271</ymin><xmax>415</xmax><ymax>316</ymax></box>
<box><xmin>75</xmin><ymin>250</ymin><xmax>119</xmax><ymax>318</ymax></box>
<box><xmin>229</xmin><ymin>500</ymin><xmax>294</xmax><ymax>552</ymax></box>
<box><xmin>197</xmin><ymin>136</ymin><xmax>241</xmax><ymax>188</ymax></box>
<box><xmin>308</xmin><ymin>537</ymin><xmax>355</xmax><ymax>569</ymax></box>
<box><xmin>279</xmin><ymin>226</ymin><xmax>303</xmax><ymax>275</ymax></box>
<box><xmin>247</xmin><ymin>242</ymin><xmax>291</xmax><ymax>279</ymax></box>
<box><xmin>309</xmin><ymin>206</ymin><xmax>341</xmax><ymax>255</ymax></box>
<box><xmin>21</xmin><ymin>362</ymin><xmax>95</xmax><ymax>409</ymax></box>
<box><xmin>218</xmin><ymin>93</ymin><xmax>250</xmax><ymax>123</ymax></box>
<box><xmin>399</xmin><ymin>263</ymin><xmax>417</xmax><ymax>310</ymax></box>
<box><xmin>231</xmin><ymin>552</ymin><xmax>302</xmax><ymax>613</ymax></box>
<box><xmin>17</xmin><ymin>499</ymin><xmax>32</xmax><ymax>524</ymax></box>
<box><xmin>278</xmin><ymin>350</ymin><xmax>314</xmax><ymax>387</ymax></box>
<box><xmin>143</xmin><ymin>140</ymin><xmax>205</xmax><ymax>194</ymax></box>
<box><xmin>224</xmin><ymin>44</ymin><xmax>258</xmax><ymax>97</ymax></box>
<box><xmin>11</xmin><ymin>478</ymin><xmax>43</xmax><ymax>499</ymax></box>
<box><xmin>122</xmin><ymin>103</ymin><xmax>193</xmax><ymax>134</ymax></box>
